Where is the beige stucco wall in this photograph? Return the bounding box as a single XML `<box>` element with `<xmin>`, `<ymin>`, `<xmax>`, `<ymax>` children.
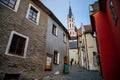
<box><xmin>85</xmin><ymin>34</ymin><xmax>99</xmax><ymax>70</ymax></box>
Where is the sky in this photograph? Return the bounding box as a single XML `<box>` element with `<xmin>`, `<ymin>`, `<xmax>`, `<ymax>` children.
<box><xmin>41</xmin><ymin>0</ymin><xmax>97</xmax><ymax>29</ymax></box>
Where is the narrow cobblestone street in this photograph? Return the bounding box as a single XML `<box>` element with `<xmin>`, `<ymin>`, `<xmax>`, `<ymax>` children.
<box><xmin>43</xmin><ymin>65</ymin><xmax>103</xmax><ymax>80</ymax></box>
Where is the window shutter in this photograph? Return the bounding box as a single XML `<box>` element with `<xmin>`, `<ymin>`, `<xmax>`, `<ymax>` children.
<box><xmin>57</xmin><ymin>53</ymin><xmax>60</xmax><ymax>64</ymax></box>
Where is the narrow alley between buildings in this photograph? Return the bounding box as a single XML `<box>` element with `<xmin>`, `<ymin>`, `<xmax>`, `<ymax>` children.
<box><xmin>43</xmin><ymin>65</ymin><xmax>103</xmax><ymax>80</ymax></box>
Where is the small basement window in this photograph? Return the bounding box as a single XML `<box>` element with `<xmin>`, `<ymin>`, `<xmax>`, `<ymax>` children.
<box><xmin>5</xmin><ymin>31</ymin><xmax>29</xmax><ymax>58</ymax></box>
<box><xmin>4</xmin><ymin>74</ymin><xmax>20</xmax><ymax>80</ymax></box>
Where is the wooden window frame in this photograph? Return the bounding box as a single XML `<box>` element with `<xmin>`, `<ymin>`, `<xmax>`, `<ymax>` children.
<box><xmin>52</xmin><ymin>24</ymin><xmax>57</xmax><ymax>36</ymax></box>
<box><xmin>5</xmin><ymin>31</ymin><xmax>29</xmax><ymax>58</ymax></box>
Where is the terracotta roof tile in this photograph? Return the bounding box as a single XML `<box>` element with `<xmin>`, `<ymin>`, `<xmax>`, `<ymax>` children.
<box><xmin>84</xmin><ymin>25</ymin><xmax>92</xmax><ymax>31</ymax></box>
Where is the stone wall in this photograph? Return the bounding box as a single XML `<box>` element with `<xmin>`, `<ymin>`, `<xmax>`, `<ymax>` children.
<box><xmin>0</xmin><ymin>0</ymin><xmax>48</xmax><ymax>79</ymax></box>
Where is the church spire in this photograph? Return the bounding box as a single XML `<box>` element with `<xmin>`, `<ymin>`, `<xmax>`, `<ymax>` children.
<box><xmin>68</xmin><ymin>0</ymin><xmax>73</xmax><ymax>18</ymax></box>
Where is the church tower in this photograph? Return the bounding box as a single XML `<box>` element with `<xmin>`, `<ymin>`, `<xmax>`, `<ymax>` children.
<box><xmin>67</xmin><ymin>1</ymin><xmax>77</xmax><ymax>39</ymax></box>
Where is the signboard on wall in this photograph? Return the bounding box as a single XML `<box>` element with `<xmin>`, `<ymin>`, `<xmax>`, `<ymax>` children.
<box><xmin>45</xmin><ymin>53</ymin><xmax>52</xmax><ymax>71</ymax></box>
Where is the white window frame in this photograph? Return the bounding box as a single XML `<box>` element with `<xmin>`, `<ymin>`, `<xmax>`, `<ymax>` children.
<box><xmin>57</xmin><ymin>53</ymin><xmax>60</xmax><ymax>64</ymax></box>
<box><xmin>0</xmin><ymin>0</ymin><xmax>21</xmax><ymax>12</ymax></box>
<box><xmin>54</xmin><ymin>51</ymin><xmax>60</xmax><ymax>65</ymax></box>
<box><xmin>5</xmin><ymin>31</ymin><xmax>29</xmax><ymax>58</ymax></box>
<box><xmin>26</xmin><ymin>3</ymin><xmax>40</xmax><ymax>25</ymax></box>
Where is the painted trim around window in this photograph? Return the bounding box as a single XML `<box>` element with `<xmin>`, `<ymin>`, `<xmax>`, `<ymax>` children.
<box><xmin>5</xmin><ymin>31</ymin><xmax>29</xmax><ymax>58</ymax></box>
<box><xmin>0</xmin><ymin>0</ymin><xmax>21</xmax><ymax>12</ymax></box>
<box><xmin>26</xmin><ymin>3</ymin><xmax>40</xmax><ymax>25</ymax></box>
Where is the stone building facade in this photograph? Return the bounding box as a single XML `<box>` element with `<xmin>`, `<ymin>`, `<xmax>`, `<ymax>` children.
<box><xmin>0</xmin><ymin>0</ymin><xmax>69</xmax><ymax>80</ymax></box>
<box><xmin>77</xmin><ymin>25</ymin><xmax>99</xmax><ymax>70</ymax></box>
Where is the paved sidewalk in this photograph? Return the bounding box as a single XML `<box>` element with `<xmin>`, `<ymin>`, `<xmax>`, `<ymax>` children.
<box><xmin>43</xmin><ymin>65</ymin><xmax>103</xmax><ymax>80</ymax></box>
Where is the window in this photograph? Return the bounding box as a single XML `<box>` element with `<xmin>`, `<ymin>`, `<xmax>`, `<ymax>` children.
<box><xmin>4</xmin><ymin>74</ymin><xmax>20</xmax><ymax>80</ymax></box>
<box><xmin>70</xmin><ymin>23</ymin><xmax>71</xmax><ymax>28</ymax></box>
<box><xmin>93</xmin><ymin>52</ymin><xmax>98</xmax><ymax>66</ymax></box>
<box><xmin>89</xmin><ymin>5</ymin><xmax>94</xmax><ymax>12</ymax></box>
<box><xmin>72</xmin><ymin>18</ymin><xmax>73</xmax><ymax>22</ymax></box>
<box><xmin>63</xmin><ymin>33</ymin><xmax>66</xmax><ymax>43</ymax></box>
<box><xmin>0</xmin><ymin>0</ymin><xmax>16</xmax><ymax>8</ymax></box>
<box><xmin>110</xmin><ymin>0</ymin><xmax>118</xmax><ymax>25</ymax></box>
<box><xmin>28</xmin><ymin>7</ymin><xmax>38</xmax><ymax>22</ymax></box>
<box><xmin>72</xmin><ymin>23</ymin><xmax>74</xmax><ymax>28</ymax></box>
<box><xmin>0</xmin><ymin>0</ymin><xmax>20</xmax><ymax>12</ymax></box>
<box><xmin>26</xmin><ymin>4</ymin><xmax>40</xmax><ymax>25</ymax></box>
<box><xmin>52</xmin><ymin>24</ymin><xmax>57</xmax><ymax>36</ymax></box>
<box><xmin>5</xmin><ymin>31</ymin><xmax>29</xmax><ymax>58</ymax></box>
<box><xmin>53</xmin><ymin>51</ymin><xmax>60</xmax><ymax>64</ymax></box>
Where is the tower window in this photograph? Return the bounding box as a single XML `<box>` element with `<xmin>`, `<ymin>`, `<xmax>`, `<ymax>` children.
<box><xmin>72</xmin><ymin>23</ymin><xmax>74</xmax><ymax>28</ymax></box>
<box><xmin>70</xmin><ymin>23</ymin><xmax>71</xmax><ymax>28</ymax></box>
<box><xmin>72</xmin><ymin>18</ymin><xmax>73</xmax><ymax>22</ymax></box>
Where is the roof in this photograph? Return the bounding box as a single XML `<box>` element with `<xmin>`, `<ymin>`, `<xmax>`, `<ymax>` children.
<box><xmin>69</xmin><ymin>41</ymin><xmax>78</xmax><ymax>49</ymax></box>
<box><xmin>84</xmin><ymin>25</ymin><xmax>92</xmax><ymax>31</ymax></box>
<box><xmin>84</xmin><ymin>25</ymin><xmax>92</xmax><ymax>34</ymax></box>
<box><xmin>68</xmin><ymin>5</ymin><xmax>73</xmax><ymax>18</ymax></box>
<box><xmin>32</xmin><ymin>0</ymin><xmax>70</xmax><ymax>38</ymax></box>
<box><xmin>77</xmin><ymin>27</ymin><xmax>82</xmax><ymax>36</ymax></box>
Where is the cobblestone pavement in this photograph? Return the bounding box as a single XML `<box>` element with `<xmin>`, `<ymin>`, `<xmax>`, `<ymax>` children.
<box><xmin>43</xmin><ymin>65</ymin><xmax>103</xmax><ymax>80</ymax></box>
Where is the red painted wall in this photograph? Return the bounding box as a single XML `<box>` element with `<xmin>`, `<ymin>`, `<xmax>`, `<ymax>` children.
<box><xmin>92</xmin><ymin>0</ymin><xmax>120</xmax><ymax>80</ymax></box>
